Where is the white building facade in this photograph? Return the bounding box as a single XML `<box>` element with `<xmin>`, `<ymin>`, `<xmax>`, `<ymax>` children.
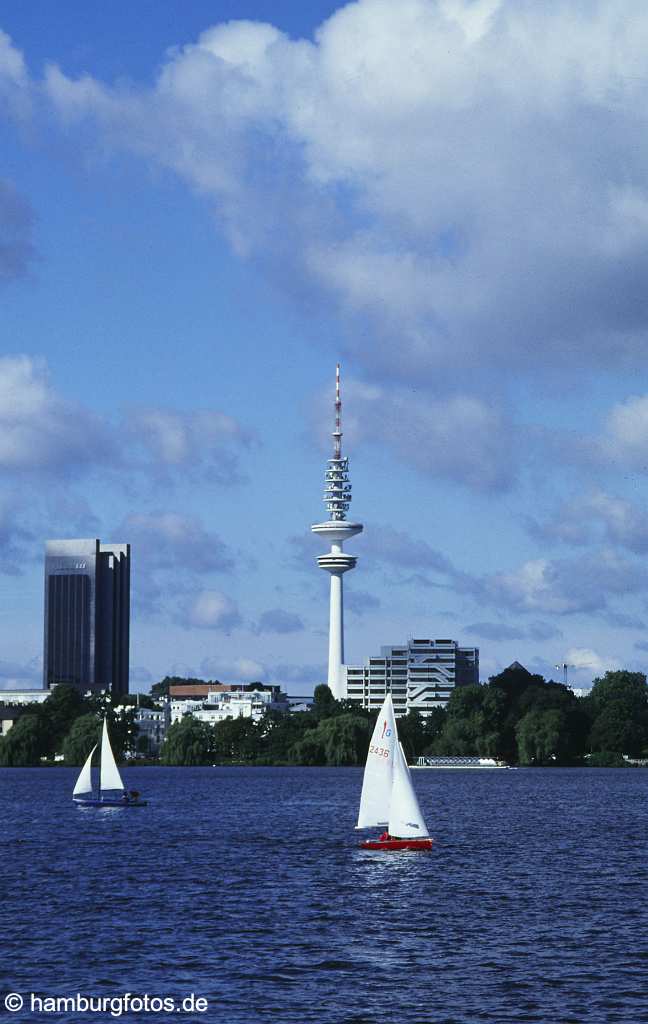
<box><xmin>345</xmin><ymin>638</ymin><xmax>479</xmax><ymax>717</ymax></box>
<box><xmin>169</xmin><ymin>687</ymin><xmax>287</xmax><ymax>727</ymax></box>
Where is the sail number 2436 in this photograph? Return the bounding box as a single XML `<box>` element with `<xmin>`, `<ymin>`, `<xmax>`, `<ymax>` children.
<box><xmin>369</xmin><ymin>745</ymin><xmax>390</xmax><ymax>758</ymax></box>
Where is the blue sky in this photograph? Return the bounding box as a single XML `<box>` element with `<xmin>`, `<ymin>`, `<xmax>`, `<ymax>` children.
<box><xmin>3</xmin><ymin>0</ymin><xmax>648</xmax><ymax>693</ymax></box>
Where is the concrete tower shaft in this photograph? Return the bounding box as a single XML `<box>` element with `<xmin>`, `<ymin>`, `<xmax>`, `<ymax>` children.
<box><xmin>311</xmin><ymin>365</ymin><xmax>363</xmax><ymax>699</ymax></box>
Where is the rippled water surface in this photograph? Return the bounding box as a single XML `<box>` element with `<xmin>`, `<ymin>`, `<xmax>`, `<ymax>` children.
<box><xmin>2</xmin><ymin>767</ymin><xmax>648</xmax><ymax>1023</ymax></box>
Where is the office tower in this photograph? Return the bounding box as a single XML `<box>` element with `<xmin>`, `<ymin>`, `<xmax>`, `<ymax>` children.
<box><xmin>346</xmin><ymin>638</ymin><xmax>479</xmax><ymax>717</ymax></box>
<box><xmin>43</xmin><ymin>538</ymin><xmax>130</xmax><ymax>694</ymax></box>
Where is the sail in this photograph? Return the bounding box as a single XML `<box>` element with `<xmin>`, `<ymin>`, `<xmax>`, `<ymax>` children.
<box><xmin>73</xmin><ymin>744</ymin><xmax>97</xmax><ymax>797</ymax></box>
<box><xmin>388</xmin><ymin>741</ymin><xmax>429</xmax><ymax>839</ymax></box>
<box><xmin>356</xmin><ymin>694</ymin><xmax>398</xmax><ymax>828</ymax></box>
<box><xmin>99</xmin><ymin>718</ymin><xmax>125</xmax><ymax>793</ymax></box>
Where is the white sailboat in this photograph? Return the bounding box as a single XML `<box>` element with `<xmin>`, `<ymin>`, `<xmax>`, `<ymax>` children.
<box><xmin>73</xmin><ymin>718</ymin><xmax>146</xmax><ymax>807</ymax></box>
<box><xmin>356</xmin><ymin>694</ymin><xmax>433</xmax><ymax>850</ymax></box>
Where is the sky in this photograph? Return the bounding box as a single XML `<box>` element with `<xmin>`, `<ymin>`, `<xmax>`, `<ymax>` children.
<box><xmin>3</xmin><ymin>0</ymin><xmax>648</xmax><ymax>693</ymax></box>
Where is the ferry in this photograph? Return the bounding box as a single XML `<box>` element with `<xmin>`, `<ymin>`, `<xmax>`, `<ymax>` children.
<box><xmin>411</xmin><ymin>756</ymin><xmax>512</xmax><ymax>769</ymax></box>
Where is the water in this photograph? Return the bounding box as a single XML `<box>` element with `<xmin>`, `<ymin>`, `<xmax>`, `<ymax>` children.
<box><xmin>2</xmin><ymin>767</ymin><xmax>648</xmax><ymax>1024</ymax></box>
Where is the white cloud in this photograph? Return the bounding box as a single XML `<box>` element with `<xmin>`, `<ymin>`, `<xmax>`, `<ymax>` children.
<box><xmin>527</xmin><ymin>490</ymin><xmax>648</xmax><ymax>555</ymax></box>
<box><xmin>118</xmin><ymin>512</ymin><xmax>234</xmax><ymax>574</ymax></box>
<box><xmin>564</xmin><ymin>647</ymin><xmax>619</xmax><ymax>675</ymax></box>
<box><xmin>126</xmin><ymin>406</ymin><xmax>253</xmax><ymax>484</ymax></box>
<box><xmin>476</xmin><ymin>550</ymin><xmax>648</xmax><ymax>616</ymax></box>
<box><xmin>178</xmin><ymin>590</ymin><xmax>242</xmax><ymax>630</ymax></box>
<box><xmin>0</xmin><ymin>355</ymin><xmax>113</xmax><ymax>473</ymax></box>
<box><xmin>200</xmin><ymin>654</ymin><xmax>267</xmax><ymax>681</ymax></box>
<box><xmin>40</xmin><ymin>1</ymin><xmax>648</xmax><ymax>378</ymax></box>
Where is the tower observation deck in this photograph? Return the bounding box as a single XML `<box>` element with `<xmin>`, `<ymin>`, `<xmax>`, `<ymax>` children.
<box><xmin>311</xmin><ymin>365</ymin><xmax>363</xmax><ymax>699</ymax></box>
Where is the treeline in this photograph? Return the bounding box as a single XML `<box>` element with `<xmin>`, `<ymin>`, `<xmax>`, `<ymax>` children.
<box><xmin>161</xmin><ymin>685</ymin><xmax>376</xmax><ymax>766</ymax></box>
<box><xmin>0</xmin><ymin>686</ymin><xmax>142</xmax><ymax>767</ymax></box>
<box><xmin>425</xmin><ymin>664</ymin><xmax>648</xmax><ymax>766</ymax></box>
<box><xmin>3</xmin><ymin>666</ymin><xmax>648</xmax><ymax>768</ymax></box>
<box><xmin>160</xmin><ymin>667</ymin><xmax>648</xmax><ymax>767</ymax></box>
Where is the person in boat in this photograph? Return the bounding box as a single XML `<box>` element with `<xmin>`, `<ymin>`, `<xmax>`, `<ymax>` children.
<box><xmin>129</xmin><ymin>789</ymin><xmax>140</xmax><ymax>801</ymax></box>
<box><xmin>121</xmin><ymin>790</ymin><xmax>130</xmax><ymax>804</ymax></box>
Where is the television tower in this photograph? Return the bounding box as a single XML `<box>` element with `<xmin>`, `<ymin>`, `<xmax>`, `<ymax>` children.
<box><xmin>312</xmin><ymin>365</ymin><xmax>363</xmax><ymax>699</ymax></box>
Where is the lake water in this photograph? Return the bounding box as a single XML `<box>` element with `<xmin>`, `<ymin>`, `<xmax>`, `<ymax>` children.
<box><xmin>1</xmin><ymin>767</ymin><xmax>648</xmax><ymax>1024</ymax></box>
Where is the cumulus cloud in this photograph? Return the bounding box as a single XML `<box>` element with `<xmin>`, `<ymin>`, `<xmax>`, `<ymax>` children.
<box><xmin>178</xmin><ymin>590</ymin><xmax>242</xmax><ymax>630</ymax></box>
<box><xmin>471</xmin><ymin>550</ymin><xmax>648</xmax><ymax>617</ymax></box>
<box><xmin>0</xmin><ymin>355</ymin><xmax>252</xmax><ymax>490</ymax></box>
<box><xmin>565</xmin><ymin>647</ymin><xmax>619</xmax><ymax>676</ymax></box>
<box><xmin>527</xmin><ymin>491</ymin><xmax>648</xmax><ymax>555</ymax></box>
<box><xmin>324</xmin><ymin>382</ymin><xmax>518</xmax><ymax>492</ymax></box>
<box><xmin>40</xmin><ymin>1</ymin><xmax>648</xmax><ymax>380</ymax></box>
<box><xmin>200</xmin><ymin>654</ymin><xmax>267</xmax><ymax>681</ymax></box>
<box><xmin>125</xmin><ymin>406</ymin><xmax>253</xmax><ymax>485</ymax></box>
<box><xmin>359</xmin><ymin>523</ymin><xmax>457</xmax><ymax>575</ymax></box>
<box><xmin>0</xmin><ymin>355</ymin><xmax>114</xmax><ymax>473</ymax></box>
<box><xmin>118</xmin><ymin>512</ymin><xmax>234</xmax><ymax>575</ymax></box>
<box><xmin>254</xmin><ymin>608</ymin><xmax>305</xmax><ymax>634</ymax></box>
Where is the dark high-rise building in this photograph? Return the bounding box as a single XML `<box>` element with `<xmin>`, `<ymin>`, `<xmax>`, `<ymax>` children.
<box><xmin>43</xmin><ymin>539</ymin><xmax>130</xmax><ymax>694</ymax></box>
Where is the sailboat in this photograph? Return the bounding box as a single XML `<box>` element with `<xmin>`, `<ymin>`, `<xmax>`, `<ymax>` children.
<box><xmin>72</xmin><ymin>718</ymin><xmax>147</xmax><ymax>807</ymax></box>
<box><xmin>356</xmin><ymin>694</ymin><xmax>433</xmax><ymax>850</ymax></box>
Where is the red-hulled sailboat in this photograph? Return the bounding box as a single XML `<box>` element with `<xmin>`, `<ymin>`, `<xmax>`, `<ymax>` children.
<box><xmin>356</xmin><ymin>694</ymin><xmax>433</xmax><ymax>851</ymax></box>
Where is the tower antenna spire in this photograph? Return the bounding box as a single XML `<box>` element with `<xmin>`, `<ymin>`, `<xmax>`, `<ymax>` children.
<box><xmin>333</xmin><ymin>363</ymin><xmax>342</xmax><ymax>460</ymax></box>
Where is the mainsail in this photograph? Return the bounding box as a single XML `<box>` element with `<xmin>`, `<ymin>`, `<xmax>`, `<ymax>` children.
<box><xmin>357</xmin><ymin>694</ymin><xmax>430</xmax><ymax>838</ymax></box>
<box><xmin>99</xmin><ymin>718</ymin><xmax>125</xmax><ymax>793</ymax></box>
<box><xmin>356</xmin><ymin>694</ymin><xmax>397</xmax><ymax>828</ymax></box>
<box><xmin>73</xmin><ymin>743</ymin><xmax>97</xmax><ymax>797</ymax></box>
<box><xmin>388</xmin><ymin>741</ymin><xmax>428</xmax><ymax>838</ymax></box>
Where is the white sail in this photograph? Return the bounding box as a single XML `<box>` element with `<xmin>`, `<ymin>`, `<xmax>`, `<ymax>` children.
<box><xmin>73</xmin><ymin>743</ymin><xmax>97</xmax><ymax>797</ymax></box>
<box><xmin>99</xmin><ymin>718</ymin><xmax>125</xmax><ymax>793</ymax></box>
<box><xmin>388</xmin><ymin>741</ymin><xmax>429</xmax><ymax>839</ymax></box>
<box><xmin>356</xmin><ymin>694</ymin><xmax>398</xmax><ymax>828</ymax></box>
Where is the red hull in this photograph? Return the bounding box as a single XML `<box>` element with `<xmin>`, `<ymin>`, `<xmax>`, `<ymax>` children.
<box><xmin>360</xmin><ymin>838</ymin><xmax>434</xmax><ymax>851</ymax></box>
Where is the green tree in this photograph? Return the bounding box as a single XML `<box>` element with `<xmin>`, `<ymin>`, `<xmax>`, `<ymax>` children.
<box><xmin>160</xmin><ymin>717</ymin><xmax>214</xmax><ymax>765</ymax></box>
<box><xmin>516</xmin><ymin>708</ymin><xmax>570</xmax><ymax>765</ymax></box>
<box><xmin>151</xmin><ymin>676</ymin><xmax>215</xmax><ymax>699</ymax></box>
<box><xmin>588</xmin><ymin>671</ymin><xmax>648</xmax><ymax>756</ymax></box>
<box><xmin>312</xmin><ymin>683</ymin><xmax>337</xmax><ymax>717</ymax></box>
<box><xmin>40</xmin><ymin>684</ymin><xmax>86</xmax><ymax>757</ymax></box>
<box><xmin>290</xmin><ymin>714</ymin><xmax>371</xmax><ymax>766</ymax></box>
<box><xmin>212</xmin><ymin>716</ymin><xmax>260</xmax><ymax>763</ymax></box>
<box><xmin>62</xmin><ymin>714</ymin><xmax>100</xmax><ymax>765</ymax></box>
<box><xmin>0</xmin><ymin>715</ymin><xmax>45</xmax><ymax>766</ymax></box>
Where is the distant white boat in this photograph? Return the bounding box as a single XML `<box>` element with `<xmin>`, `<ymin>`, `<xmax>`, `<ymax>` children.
<box><xmin>412</xmin><ymin>756</ymin><xmax>511</xmax><ymax>769</ymax></box>
<box><xmin>356</xmin><ymin>694</ymin><xmax>433</xmax><ymax>851</ymax></box>
<box><xmin>73</xmin><ymin>719</ymin><xmax>146</xmax><ymax>807</ymax></box>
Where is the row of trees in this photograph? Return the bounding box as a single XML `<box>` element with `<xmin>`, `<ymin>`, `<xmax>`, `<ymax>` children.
<box><xmin>0</xmin><ymin>686</ymin><xmax>139</xmax><ymax>767</ymax></box>
<box><xmin>159</xmin><ymin>668</ymin><xmax>648</xmax><ymax>767</ymax></box>
<box><xmin>425</xmin><ymin>665</ymin><xmax>648</xmax><ymax>766</ymax></box>
<box><xmin>3</xmin><ymin>666</ymin><xmax>648</xmax><ymax>767</ymax></box>
<box><xmin>160</xmin><ymin>685</ymin><xmax>376</xmax><ymax>766</ymax></box>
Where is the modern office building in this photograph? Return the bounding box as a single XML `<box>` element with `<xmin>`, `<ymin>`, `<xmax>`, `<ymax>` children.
<box><xmin>345</xmin><ymin>638</ymin><xmax>479</xmax><ymax>717</ymax></box>
<box><xmin>43</xmin><ymin>539</ymin><xmax>130</xmax><ymax>694</ymax></box>
<box><xmin>311</xmin><ymin>365</ymin><xmax>363</xmax><ymax>699</ymax></box>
